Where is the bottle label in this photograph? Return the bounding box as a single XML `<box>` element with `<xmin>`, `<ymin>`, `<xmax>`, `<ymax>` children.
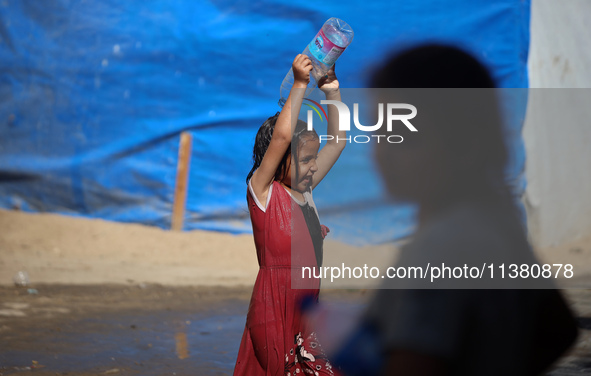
<box><xmin>308</xmin><ymin>28</ymin><xmax>345</xmax><ymax>66</ymax></box>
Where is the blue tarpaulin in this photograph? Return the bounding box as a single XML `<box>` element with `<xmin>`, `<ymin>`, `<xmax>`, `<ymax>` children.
<box><xmin>0</xmin><ymin>0</ymin><xmax>530</xmax><ymax>245</ymax></box>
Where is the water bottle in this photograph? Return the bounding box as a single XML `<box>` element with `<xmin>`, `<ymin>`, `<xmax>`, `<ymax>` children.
<box><xmin>278</xmin><ymin>18</ymin><xmax>354</xmax><ymax>107</ymax></box>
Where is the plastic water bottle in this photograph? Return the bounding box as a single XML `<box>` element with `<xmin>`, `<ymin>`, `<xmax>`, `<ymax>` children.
<box><xmin>278</xmin><ymin>18</ymin><xmax>354</xmax><ymax>107</ymax></box>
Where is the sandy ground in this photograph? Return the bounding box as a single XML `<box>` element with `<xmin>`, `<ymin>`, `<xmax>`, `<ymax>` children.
<box><xmin>1</xmin><ymin>209</ymin><xmax>590</xmax><ymax>375</ymax></box>
<box><xmin>0</xmin><ymin>209</ymin><xmax>260</xmax><ymax>287</ymax></box>
<box><xmin>0</xmin><ymin>209</ymin><xmax>401</xmax><ymax>289</ymax></box>
<box><xmin>2</xmin><ymin>208</ymin><xmax>590</xmax><ymax>288</ymax></box>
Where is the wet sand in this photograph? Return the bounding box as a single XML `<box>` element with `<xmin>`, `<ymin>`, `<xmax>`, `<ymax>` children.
<box><xmin>0</xmin><ymin>286</ymin><xmax>589</xmax><ymax>375</ymax></box>
<box><xmin>1</xmin><ymin>209</ymin><xmax>590</xmax><ymax>375</ymax></box>
<box><xmin>0</xmin><ymin>285</ymin><xmax>366</xmax><ymax>376</ymax></box>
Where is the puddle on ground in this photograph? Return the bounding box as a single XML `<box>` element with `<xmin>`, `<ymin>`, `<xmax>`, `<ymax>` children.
<box><xmin>1</xmin><ymin>286</ymin><xmax>587</xmax><ymax>375</ymax></box>
<box><xmin>0</xmin><ymin>301</ymin><xmax>248</xmax><ymax>375</ymax></box>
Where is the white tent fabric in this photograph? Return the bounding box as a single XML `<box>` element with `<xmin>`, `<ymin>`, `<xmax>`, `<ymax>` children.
<box><xmin>524</xmin><ymin>0</ymin><xmax>591</xmax><ymax>247</ymax></box>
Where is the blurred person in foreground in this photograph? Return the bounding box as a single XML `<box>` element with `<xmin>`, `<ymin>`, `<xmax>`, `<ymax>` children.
<box><xmin>331</xmin><ymin>44</ymin><xmax>578</xmax><ymax>376</ymax></box>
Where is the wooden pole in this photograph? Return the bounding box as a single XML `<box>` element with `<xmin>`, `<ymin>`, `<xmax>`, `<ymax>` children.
<box><xmin>171</xmin><ymin>132</ymin><xmax>192</xmax><ymax>231</ymax></box>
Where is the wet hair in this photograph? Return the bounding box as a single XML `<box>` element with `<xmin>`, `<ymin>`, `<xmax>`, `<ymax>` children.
<box><xmin>371</xmin><ymin>44</ymin><xmax>511</xmax><ymax>202</ymax></box>
<box><xmin>246</xmin><ymin>113</ymin><xmax>318</xmax><ymax>185</ymax></box>
<box><xmin>291</xmin><ymin>120</ymin><xmax>319</xmax><ymax>185</ymax></box>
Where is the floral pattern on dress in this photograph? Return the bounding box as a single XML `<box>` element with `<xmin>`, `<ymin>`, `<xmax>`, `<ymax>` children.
<box><xmin>284</xmin><ymin>332</ymin><xmax>335</xmax><ymax>376</ymax></box>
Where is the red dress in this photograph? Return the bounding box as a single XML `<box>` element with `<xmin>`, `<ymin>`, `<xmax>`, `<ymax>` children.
<box><xmin>234</xmin><ymin>180</ymin><xmax>336</xmax><ymax>376</ymax></box>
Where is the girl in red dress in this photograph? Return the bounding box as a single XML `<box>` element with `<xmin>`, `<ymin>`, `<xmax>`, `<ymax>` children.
<box><xmin>234</xmin><ymin>54</ymin><xmax>346</xmax><ymax>376</ymax></box>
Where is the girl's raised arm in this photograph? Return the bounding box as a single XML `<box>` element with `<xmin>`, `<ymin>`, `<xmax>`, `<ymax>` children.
<box><xmin>311</xmin><ymin>65</ymin><xmax>346</xmax><ymax>190</ymax></box>
<box><xmin>250</xmin><ymin>55</ymin><xmax>313</xmax><ymax>207</ymax></box>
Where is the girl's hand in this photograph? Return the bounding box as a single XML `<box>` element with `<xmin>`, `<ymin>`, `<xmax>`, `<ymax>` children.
<box><xmin>320</xmin><ymin>224</ymin><xmax>330</xmax><ymax>239</ymax></box>
<box><xmin>293</xmin><ymin>54</ymin><xmax>313</xmax><ymax>86</ymax></box>
<box><xmin>318</xmin><ymin>64</ymin><xmax>339</xmax><ymax>95</ymax></box>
